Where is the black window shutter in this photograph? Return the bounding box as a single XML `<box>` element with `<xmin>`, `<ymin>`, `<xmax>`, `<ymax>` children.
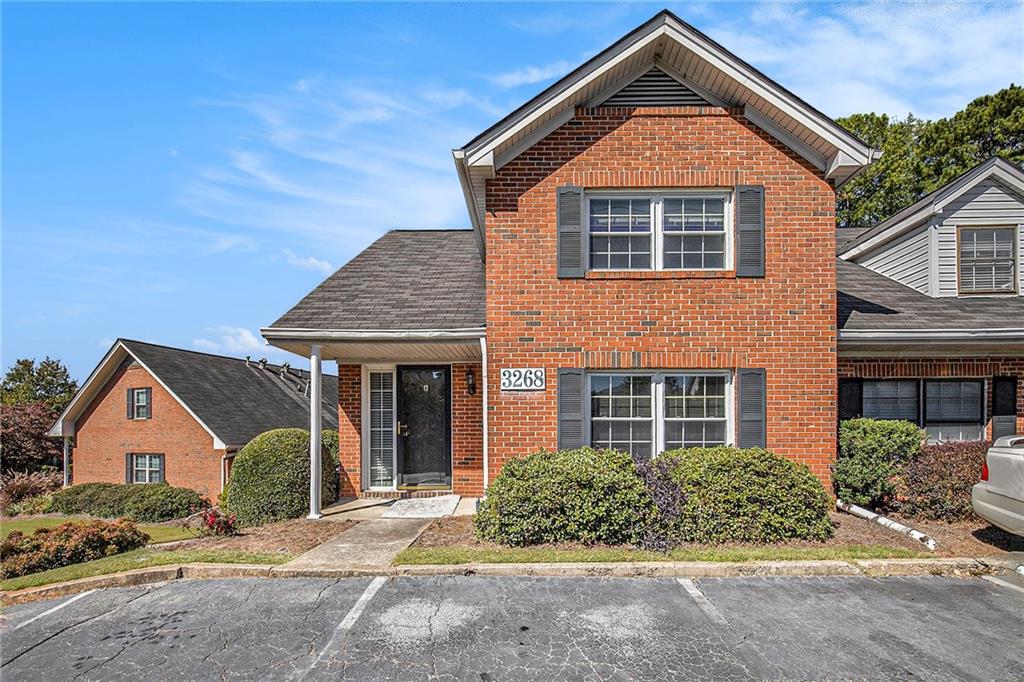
<box><xmin>557</xmin><ymin>368</ymin><xmax>585</xmax><ymax>450</ymax></box>
<box><xmin>127</xmin><ymin>389</ymin><xmax>133</xmax><ymax>419</ymax></box>
<box><xmin>156</xmin><ymin>454</ymin><xmax>166</xmax><ymax>483</ymax></box>
<box><xmin>735</xmin><ymin>185</ymin><xmax>765</xmax><ymax>277</ymax></box>
<box><xmin>125</xmin><ymin>453</ymin><xmax>133</xmax><ymax>483</ymax></box>
<box><xmin>145</xmin><ymin>388</ymin><xmax>153</xmax><ymax>419</ymax></box>
<box><xmin>738</xmin><ymin>368</ymin><xmax>767</xmax><ymax>448</ymax></box>
<box><xmin>557</xmin><ymin>185</ymin><xmax>585</xmax><ymax>278</ymax></box>
<box><xmin>992</xmin><ymin>377</ymin><xmax>1018</xmax><ymax>440</ymax></box>
<box><xmin>838</xmin><ymin>379</ymin><xmax>863</xmax><ymax>422</ymax></box>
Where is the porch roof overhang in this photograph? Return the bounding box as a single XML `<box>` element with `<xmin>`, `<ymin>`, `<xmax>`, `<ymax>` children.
<box><xmin>261</xmin><ymin>327</ymin><xmax>485</xmax><ymax>363</ymax></box>
<box><xmin>838</xmin><ymin>328</ymin><xmax>1024</xmax><ymax>358</ymax></box>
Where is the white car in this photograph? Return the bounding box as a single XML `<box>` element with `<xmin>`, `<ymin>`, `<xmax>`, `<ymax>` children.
<box><xmin>972</xmin><ymin>435</ymin><xmax>1024</xmax><ymax>537</ymax></box>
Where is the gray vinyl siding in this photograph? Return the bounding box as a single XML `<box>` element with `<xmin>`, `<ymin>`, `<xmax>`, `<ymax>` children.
<box><xmin>860</xmin><ymin>223</ymin><xmax>931</xmax><ymax>293</ymax></box>
<box><xmin>856</xmin><ymin>177</ymin><xmax>1024</xmax><ymax>298</ymax></box>
<box><xmin>935</xmin><ymin>178</ymin><xmax>1024</xmax><ymax>297</ymax></box>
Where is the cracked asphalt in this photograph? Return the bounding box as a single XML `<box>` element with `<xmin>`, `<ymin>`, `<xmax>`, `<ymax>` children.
<box><xmin>2</xmin><ymin>575</ymin><xmax>1022</xmax><ymax>680</ymax></box>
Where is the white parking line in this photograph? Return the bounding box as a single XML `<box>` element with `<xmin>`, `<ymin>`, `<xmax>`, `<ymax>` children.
<box><xmin>13</xmin><ymin>590</ymin><xmax>96</xmax><ymax>631</ymax></box>
<box><xmin>983</xmin><ymin>575</ymin><xmax>1024</xmax><ymax>596</ymax></box>
<box><xmin>296</xmin><ymin>576</ymin><xmax>387</xmax><ymax>679</ymax></box>
<box><xmin>677</xmin><ymin>579</ymin><xmax>729</xmax><ymax>626</ymax></box>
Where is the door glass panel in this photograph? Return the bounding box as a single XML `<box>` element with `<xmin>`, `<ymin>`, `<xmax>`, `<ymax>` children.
<box><xmin>368</xmin><ymin>372</ymin><xmax>395</xmax><ymax>488</ymax></box>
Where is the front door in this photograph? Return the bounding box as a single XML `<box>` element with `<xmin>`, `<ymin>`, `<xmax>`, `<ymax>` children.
<box><xmin>396</xmin><ymin>366</ymin><xmax>451</xmax><ymax>488</ymax></box>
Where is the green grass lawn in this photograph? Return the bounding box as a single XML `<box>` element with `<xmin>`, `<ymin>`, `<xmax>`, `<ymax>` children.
<box><xmin>394</xmin><ymin>544</ymin><xmax>928</xmax><ymax>566</ymax></box>
<box><xmin>1</xmin><ymin>516</ymin><xmax>194</xmax><ymax>545</ymax></box>
<box><xmin>0</xmin><ymin>548</ymin><xmax>291</xmax><ymax>591</ymax></box>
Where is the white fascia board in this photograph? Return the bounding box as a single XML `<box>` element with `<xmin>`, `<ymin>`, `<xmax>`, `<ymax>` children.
<box><xmin>839</xmin><ymin>207</ymin><xmax>939</xmax><ymax>260</ymax></box>
<box><xmin>47</xmin><ymin>341</ymin><xmax>228</xmax><ymax>450</ymax></box>
<box><xmin>933</xmin><ymin>164</ymin><xmax>1024</xmax><ymax>212</ymax></box>
<box><xmin>494</xmin><ymin>107</ymin><xmax>574</xmax><ymax>170</ymax></box>
<box><xmin>744</xmin><ymin>105</ymin><xmax>827</xmax><ymax>172</ymax></box>
<box><xmin>452</xmin><ymin>149</ymin><xmax>486</xmax><ymax>258</ymax></box>
<box><xmin>839</xmin><ymin>328</ymin><xmax>1024</xmax><ymax>342</ymax></box>
<box><xmin>261</xmin><ymin>327</ymin><xmax>487</xmax><ymax>341</ymax></box>
<box><xmin>661</xmin><ymin>21</ymin><xmax>872</xmax><ymax>165</ymax></box>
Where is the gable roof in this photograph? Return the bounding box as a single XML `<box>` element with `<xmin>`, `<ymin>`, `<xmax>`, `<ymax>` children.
<box><xmin>454</xmin><ymin>9</ymin><xmax>878</xmax><ymax>253</ymax></box>
<box><xmin>50</xmin><ymin>340</ymin><xmax>339</xmax><ymax>449</ymax></box>
<box><xmin>839</xmin><ymin>157</ymin><xmax>1024</xmax><ymax>259</ymax></box>
<box><xmin>265</xmin><ymin>229</ymin><xmax>485</xmax><ymax>333</ymax></box>
<box><xmin>837</xmin><ymin>258</ymin><xmax>1024</xmax><ymax>341</ymax></box>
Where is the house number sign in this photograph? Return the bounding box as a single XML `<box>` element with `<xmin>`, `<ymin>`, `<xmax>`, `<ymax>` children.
<box><xmin>500</xmin><ymin>368</ymin><xmax>546</xmax><ymax>391</ymax></box>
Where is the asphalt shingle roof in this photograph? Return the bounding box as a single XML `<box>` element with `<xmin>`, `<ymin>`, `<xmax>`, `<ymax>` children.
<box><xmin>270</xmin><ymin>230</ymin><xmax>485</xmax><ymax>331</ymax></box>
<box><xmin>122</xmin><ymin>339</ymin><xmax>338</xmax><ymax>448</ymax></box>
<box><xmin>836</xmin><ymin>259</ymin><xmax>1024</xmax><ymax>331</ymax></box>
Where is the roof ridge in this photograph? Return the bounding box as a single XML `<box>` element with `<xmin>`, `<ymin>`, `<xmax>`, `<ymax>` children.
<box><xmin>118</xmin><ymin>338</ymin><xmax>338</xmax><ymax>377</ymax></box>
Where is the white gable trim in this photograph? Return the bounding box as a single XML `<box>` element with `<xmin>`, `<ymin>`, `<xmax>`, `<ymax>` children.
<box><xmin>743</xmin><ymin>105</ymin><xmax>827</xmax><ymax>172</ymax></box>
<box><xmin>49</xmin><ymin>340</ymin><xmax>227</xmax><ymax>450</ymax></box>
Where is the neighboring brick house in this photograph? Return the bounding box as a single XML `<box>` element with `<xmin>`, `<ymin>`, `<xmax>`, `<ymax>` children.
<box><xmin>261</xmin><ymin>10</ymin><xmax>1022</xmax><ymax>510</ymax></box>
<box><xmin>49</xmin><ymin>339</ymin><xmax>339</xmax><ymax>497</ymax></box>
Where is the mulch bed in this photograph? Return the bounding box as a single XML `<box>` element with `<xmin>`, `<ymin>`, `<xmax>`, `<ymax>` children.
<box><xmin>159</xmin><ymin>519</ymin><xmax>357</xmax><ymax>555</ymax></box>
<box><xmin>411</xmin><ymin>512</ymin><xmax>1018</xmax><ymax>557</ymax></box>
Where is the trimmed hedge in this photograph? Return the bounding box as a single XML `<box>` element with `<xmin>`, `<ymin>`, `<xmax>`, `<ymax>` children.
<box><xmin>640</xmin><ymin>447</ymin><xmax>833</xmax><ymax>547</ymax></box>
<box><xmin>895</xmin><ymin>440</ymin><xmax>989</xmax><ymax>521</ymax></box>
<box><xmin>1</xmin><ymin>519</ymin><xmax>149</xmax><ymax>578</ymax></box>
<box><xmin>474</xmin><ymin>448</ymin><xmax>655</xmax><ymax>547</ymax></box>
<box><xmin>225</xmin><ymin>428</ymin><xmax>340</xmax><ymax>527</ymax></box>
<box><xmin>835</xmin><ymin>418</ymin><xmax>924</xmax><ymax>508</ymax></box>
<box><xmin>48</xmin><ymin>482</ymin><xmax>209</xmax><ymax>522</ymax></box>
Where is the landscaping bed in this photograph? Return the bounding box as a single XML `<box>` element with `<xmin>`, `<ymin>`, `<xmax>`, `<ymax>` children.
<box><xmin>395</xmin><ymin>511</ymin><xmax>1013</xmax><ymax>565</ymax></box>
<box><xmin>166</xmin><ymin>518</ymin><xmax>356</xmax><ymax>554</ymax></box>
<box><xmin>2</xmin><ymin>514</ymin><xmax>193</xmax><ymax>545</ymax></box>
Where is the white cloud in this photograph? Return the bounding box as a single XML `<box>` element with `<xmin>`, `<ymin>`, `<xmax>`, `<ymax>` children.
<box><xmin>282</xmin><ymin>248</ymin><xmax>333</xmax><ymax>274</ymax></box>
<box><xmin>191</xmin><ymin>326</ymin><xmax>295</xmax><ymax>363</ymax></box>
<box><xmin>191</xmin><ymin>338</ymin><xmax>221</xmax><ymax>352</ymax></box>
<box><xmin>489</xmin><ymin>60</ymin><xmax>572</xmax><ymax>89</ymax></box>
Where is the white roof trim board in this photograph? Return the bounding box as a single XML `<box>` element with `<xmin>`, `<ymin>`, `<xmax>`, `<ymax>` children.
<box><xmin>839</xmin><ymin>157</ymin><xmax>1024</xmax><ymax>260</ymax></box>
<box><xmin>48</xmin><ymin>341</ymin><xmax>227</xmax><ymax>449</ymax></box>
<box><xmin>453</xmin><ymin>10</ymin><xmax>878</xmax><ymax>250</ymax></box>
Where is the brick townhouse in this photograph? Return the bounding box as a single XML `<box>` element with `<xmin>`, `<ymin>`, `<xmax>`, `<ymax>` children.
<box><xmin>262</xmin><ymin>10</ymin><xmax>1022</xmax><ymax>515</ymax></box>
<box><xmin>50</xmin><ymin>339</ymin><xmax>338</xmax><ymax>497</ymax></box>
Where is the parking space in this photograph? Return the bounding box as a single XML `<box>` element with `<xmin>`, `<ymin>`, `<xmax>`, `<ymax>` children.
<box><xmin>2</xmin><ymin>575</ymin><xmax>1022</xmax><ymax>680</ymax></box>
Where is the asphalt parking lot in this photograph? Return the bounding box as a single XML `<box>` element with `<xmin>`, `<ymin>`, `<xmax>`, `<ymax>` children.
<box><xmin>2</xmin><ymin>575</ymin><xmax>1022</xmax><ymax>680</ymax></box>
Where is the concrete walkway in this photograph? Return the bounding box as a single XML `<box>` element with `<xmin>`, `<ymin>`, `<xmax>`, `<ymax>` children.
<box><xmin>282</xmin><ymin>518</ymin><xmax>433</xmax><ymax>571</ymax></box>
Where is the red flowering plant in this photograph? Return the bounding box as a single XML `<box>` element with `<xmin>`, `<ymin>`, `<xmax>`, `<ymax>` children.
<box><xmin>197</xmin><ymin>507</ymin><xmax>237</xmax><ymax>536</ymax></box>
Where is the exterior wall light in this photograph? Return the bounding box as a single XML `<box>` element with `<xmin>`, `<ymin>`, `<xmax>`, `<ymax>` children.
<box><xmin>466</xmin><ymin>369</ymin><xmax>476</xmax><ymax>395</ymax></box>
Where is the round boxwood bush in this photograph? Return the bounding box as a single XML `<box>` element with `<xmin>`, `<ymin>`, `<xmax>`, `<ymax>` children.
<box><xmin>226</xmin><ymin>428</ymin><xmax>340</xmax><ymax>526</ymax></box>
<box><xmin>640</xmin><ymin>447</ymin><xmax>833</xmax><ymax>547</ymax></box>
<box><xmin>474</xmin><ymin>448</ymin><xmax>654</xmax><ymax>547</ymax></box>
<box><xmin>835</xmin><ymin>418</ymin><xmax>924</xmax><ymax>508</ymax></box>
<box><xmin>48</xmin><ymin>482</ymin><xmax>207</xmax><ymax>521</ymax></box>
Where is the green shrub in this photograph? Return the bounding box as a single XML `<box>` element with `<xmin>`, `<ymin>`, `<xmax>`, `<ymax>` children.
<box><xmin>1</xmin><ymin>519</ymin><xmax>149</xmax><ymax>578</ymax></box>
<box><xmin>48</xmin><ymin>482</ymin><xmax>208</xmax><ymax>521</ymax></box>
<box><xmin>835</xmin><ymin>419</ymin><xmax>924</xmax><ymax>508</ymax></box>
<box><xmin>226</xmin><ymin>428</ymin><xmax>340</xmax><ymax>527</ymax></box>
<box><xmin>1</xmin><ymin>469</ymin><xmax>62</xmax><ymax>514</ymax></box>
<box><xmin>7</xmin><ymin>493</ymin><xmax>53</xmax><ymax>516</ymax></box>
<box><xmin>896</xmin><ymin>440</ymin><xmax>988</xmax><ymax>521</ymax></box>
<box><xmin>474</xmin><ymin>448</ymin><xmax>654</xmax><ymax>547</ymax></box>
<box><xmin>640</xmin><ymin>447</ymin><xmax>833</xmax><ymax>546</ymax></box>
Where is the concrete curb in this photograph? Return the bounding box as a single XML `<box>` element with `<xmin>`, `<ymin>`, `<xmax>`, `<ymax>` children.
<box><xmin>1</xmin><ymin>557</ymin><xmax>1005</xmax><ymax>606</ymax></box>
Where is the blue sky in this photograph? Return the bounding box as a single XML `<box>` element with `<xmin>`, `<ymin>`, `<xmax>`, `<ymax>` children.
<box><xmin>4</xmin><ymin>1</ymin><xmax>1022</xmax><ymax>381</ymax></box>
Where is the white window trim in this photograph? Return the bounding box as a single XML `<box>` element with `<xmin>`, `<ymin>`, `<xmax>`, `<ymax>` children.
<box><xmin>956</xmin><ymin>224</ymin><xmax>1019</xmax><ymax>296</ymax></box>
<box><xmin>585</xmin><ymin>370</ymin><xmax>734</xmax><ymax>456</ymax></box>
<box><xmin>855</xmin><ymin>377</ymin><xmax>988</xmax><ymax>442</ymax></box>
<box><xmin>131</xmin><ymin>388</ymin><xmax>149</xmax><ymax>420</ymax></box>
<box><xmin>584</xmin><ymin>190</ymin><xmax>734</xmax><ymax>273</ymax></box>
<box><xmin>131</xmin><ymin>453</ymin><xmax>163</xmax><ymax>484</ymax></box>
<box><xmin>361</xmin><ymin>364</ymin><xmax>398</xmax><ymax>492</ymax></box>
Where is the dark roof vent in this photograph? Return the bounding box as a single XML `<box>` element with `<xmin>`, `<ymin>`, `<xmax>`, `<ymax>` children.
<box><xmin>258</xmin><ymin>358</ymin><xmax>268</xmax><ymax>370</ymax></box>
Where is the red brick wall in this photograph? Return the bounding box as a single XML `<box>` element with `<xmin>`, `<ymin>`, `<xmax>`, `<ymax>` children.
<box><xmin>838</xmin><ymin>357</ymin><xmax>1024</xmax><ymax>438</ymax></box>
<box><xmin>73</xmin><ymin>361</ymin><xmax>222</xmax><ymax>497</ymax></box>
<box><xmin>335</xmin><ymin>363</ymin><xmax>483</xmax><ymax>496</ymax></box>
<box><xmin>485</xmin><ymin>106</ymin><xmax>838</xmax><ymax>485</ymax></box>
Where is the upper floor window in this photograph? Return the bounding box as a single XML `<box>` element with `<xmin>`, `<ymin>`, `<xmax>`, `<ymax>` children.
<box><xmin>959</xmin><ymin>227</ymin><xmax>1017</xmax><ymax>294</ymax></box>
<box><xmin>587</xmin><ymin>193</ymin><xmax>731</xmax><ymax>271</ymax></box>
<box><xmin>128</xmin><ymin>387</ymin><xmax>151</xmax><ymax>420</ymax></box>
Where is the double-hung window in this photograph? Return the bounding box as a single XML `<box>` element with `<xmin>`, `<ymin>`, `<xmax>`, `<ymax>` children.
<box><xmin>588</xmin><ymin>372</ymin><xmax>732</xmax><ymax>461</ymax></box>
<box><xmin>129</xmin><ymin>388</ymin><xmax>151</xmax><ymax>420</ymax></box>
<box><xmin>959</xmin><ymin>227</ymin><xmax>1017</xmax><ymax>294</ymax></box>
<box><xmin>587</xmin><ymin>193</ymin><xmax>731</xmax><ymax>271</ymax></box>
<box><xmin>130</xmin><ymin>454</ymin><xmax>164</xmax><ymax>484</ymax></box>
<box><xmin>840</xmin><ymin>379</ymin><xmax>985</xmax><ymax>442</ymax></box>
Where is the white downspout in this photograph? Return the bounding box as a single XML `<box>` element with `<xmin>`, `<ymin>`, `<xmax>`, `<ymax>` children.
<box><xmin>836</xmin><ymin>499</ymin><xmax>937</xmax><ymax>551</ymax></box>
<box><xmin>62</xmin><ymin>435</ymin><xmax>71</xmax><ymax>488</ymax></box>
<box><xmin>479</xmin><ymin>336</ymin><xmax>489</xmax><ymax>493</ymax></box>
<box><xmin>308</xmin><ymin>344</ymin><xmax>323</xmax><ymax>519</ymax></box>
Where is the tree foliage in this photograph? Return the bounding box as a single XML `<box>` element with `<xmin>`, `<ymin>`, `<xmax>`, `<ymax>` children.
<box><xmin>837</xmin><ymin>85</ymin><xmax>1024</xmax><ymax>230</ymax></box>
<box><xmin>1</xmin><ymin>357</ymin><xmax>79</xmax><ymax>411</ymax></box>
<box><xmin>0</xmin><ymin>402</ymin><xmax>63</xmax><ymax>472</ymax></box>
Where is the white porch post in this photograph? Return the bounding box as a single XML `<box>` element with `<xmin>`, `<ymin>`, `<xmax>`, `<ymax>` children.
<box><xmin>62</xmin><ymin>435</ymin><xmax>71</xmax><ymax>488</ymax></box>
<box><xmin>308</xmin><ymin>344</ymin><xmax>323</xmax><ymax>519</ymax></box>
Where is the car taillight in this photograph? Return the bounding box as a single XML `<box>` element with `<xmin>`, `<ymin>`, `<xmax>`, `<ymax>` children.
<box><xmin>981</xmin><ymin>461</ymin><xmax>989</xmax><ymax>482</ymax></box>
